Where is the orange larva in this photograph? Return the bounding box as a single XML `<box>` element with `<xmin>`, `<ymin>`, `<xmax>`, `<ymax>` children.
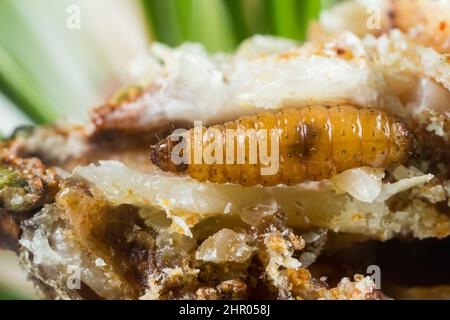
<box><xmin>150</xmin><ymin>105</ymin><xmax>412</xmax><ymax>186</ymax></box>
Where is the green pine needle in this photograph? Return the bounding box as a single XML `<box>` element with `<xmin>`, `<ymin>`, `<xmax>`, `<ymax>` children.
<box><xmin>0</xmin><ymin>46</ymin><xmax>56</xmax><ymax>124</ymax></box>
<box><xmin>223</xmin><ymin>0</ymin><xmax>251</xmax><ymax>42</ymax></box>
<box><xmin>271</xmin><ymin>0</ymin><xmax>303</xmax><ymax>40</ymax></box>
<box><xmin>142</xmin><ymin>0</ymin><xmax>333</xmax><ymax>50</ymax></box>
<box><xmin>142</xmin><ymin>0</ymin><xmax>184</xmax><ymax>47</ymax></box>
<box><xmin>0</xmin><ymin>287</ymin><xmax>34</xmax><ymax>300</ymax></box>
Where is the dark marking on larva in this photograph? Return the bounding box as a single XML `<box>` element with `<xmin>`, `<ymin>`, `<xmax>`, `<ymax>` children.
<box><xmin>151</xmin><ymin>105</ymin><xmax>412</xmax><ymax>186</ymax></box>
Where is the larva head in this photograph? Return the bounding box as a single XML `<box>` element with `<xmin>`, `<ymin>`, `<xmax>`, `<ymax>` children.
<box><xmin>387</xmin><ymin>117</ymin><xmax>413</xmax><ymax>166</ymax></box>
<box><xmin>150</xmin><ymin>136</ymin><xmax>188</xmax><ymax>173</ymax></box>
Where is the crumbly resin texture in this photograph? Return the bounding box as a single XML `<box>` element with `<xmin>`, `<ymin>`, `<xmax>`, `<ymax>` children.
<box><xmin>19</xmin><ymin>185</ymin><xmax>380</xmax><ymax>300</ymax></box>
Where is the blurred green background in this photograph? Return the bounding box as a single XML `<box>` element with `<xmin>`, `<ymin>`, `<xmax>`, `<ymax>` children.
<box><xmin>0</xmin><ymin>0</ymin><xmax>339</xmax><ymax>299</ymax></box>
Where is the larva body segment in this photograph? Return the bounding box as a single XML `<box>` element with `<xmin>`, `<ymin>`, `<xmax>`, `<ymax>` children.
<box><xmin>151</xmin><ymin>105</ymin><xmax>411</xmax><ymax>186</ymax></box>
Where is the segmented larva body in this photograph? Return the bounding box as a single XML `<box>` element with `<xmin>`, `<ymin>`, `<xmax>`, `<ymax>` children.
<box><xmin>151</xmin><ymin>105</ymin><xmax>411</xmax><ymax>186</ymax></box>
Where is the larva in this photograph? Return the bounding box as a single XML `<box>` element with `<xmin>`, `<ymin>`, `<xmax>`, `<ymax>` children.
<box><xmin>150</xmin><ymin>105</ymin><xmax>412</xmax><ymax>186</ymax></box>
